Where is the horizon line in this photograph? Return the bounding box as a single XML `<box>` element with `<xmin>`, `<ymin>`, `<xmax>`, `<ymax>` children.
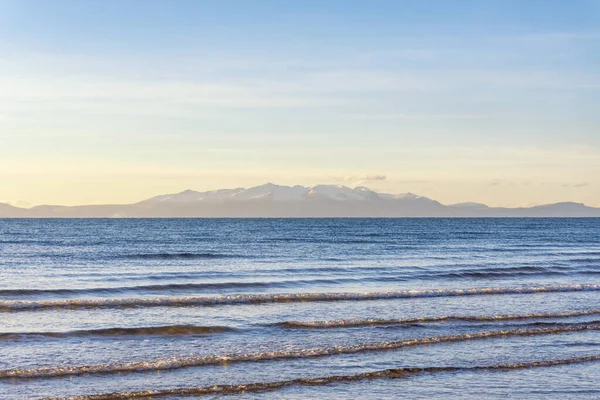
<box><xmin>1</xmin><ymin>182</ymin><xmax>594</xmax><ymax>210</ymax></box>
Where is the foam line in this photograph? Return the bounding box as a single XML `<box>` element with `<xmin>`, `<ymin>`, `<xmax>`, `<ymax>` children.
<box><xmin>2</xmin><ymin>284</ymin><xmax>599</xmax><ymax>312</ymax></box>
<box><xmin>4</xmin><ymin>323</ymin><xmax>599</xmax><ymax>379</ymax></box>
<box><xmin>43</xmin><ymin>355</ymin><xmax>600</xmax><ymax>399</ymax></box>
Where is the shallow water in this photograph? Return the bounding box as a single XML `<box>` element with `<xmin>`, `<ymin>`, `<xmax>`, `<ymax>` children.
<box><xmin>0</xmin><ymin>218</ymin><xmax>599</xmax><ymax>399</ymax></box>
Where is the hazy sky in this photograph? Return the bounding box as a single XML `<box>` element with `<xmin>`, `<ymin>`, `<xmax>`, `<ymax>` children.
<box><xmin>1</xmin><ymin>0</ymin><xmax>599</xmax><ymax>207</ymax></box>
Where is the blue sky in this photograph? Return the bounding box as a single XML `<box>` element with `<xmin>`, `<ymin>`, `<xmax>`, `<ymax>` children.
<box><xmin>0</xmin><ymin>0</ymin><xmax>599</xmax><ymax>206</ymax></box>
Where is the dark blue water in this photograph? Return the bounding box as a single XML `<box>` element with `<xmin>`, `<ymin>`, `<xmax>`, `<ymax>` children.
<box><xmin>1</xmin><ymin>218</ymin><xmax>599</xmax><ymax>399</ymax></box>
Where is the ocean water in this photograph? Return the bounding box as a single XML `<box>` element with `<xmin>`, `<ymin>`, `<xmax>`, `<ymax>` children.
<box><xmin>1</xmin><ymin>218</ymin><xmax>599</xmax><ymax>399</ymax></box>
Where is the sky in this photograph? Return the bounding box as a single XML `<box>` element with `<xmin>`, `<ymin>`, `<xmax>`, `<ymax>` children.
<box><xmin>0</xmin><ymin>0</ymin><xmax>599</xmax><ymax>207</ymax></box>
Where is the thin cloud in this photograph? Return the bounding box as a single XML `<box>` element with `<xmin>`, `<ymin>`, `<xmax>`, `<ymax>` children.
<box><xmin>364</xmin><ymin>174</ymin><xmax>387</xmax><ymax>181</ymax></box>
<box><xmin>332</xmin><ymin>174</ymin><xmax>387</xmax><ymax>182</ymax></box>
<box><xmin>517</xmin><ymin>32</ymin><xmax>600</xmax><ymax>42</ymax></box>
<box><xmin>563</xmin><ymin>183</ymin><xmax>590</xmax><ymax>188</ymax></box>
<box><xmin>352</xmin><ymin>113</ymin><xmax>491</xmax><ymax>120</ymax></box>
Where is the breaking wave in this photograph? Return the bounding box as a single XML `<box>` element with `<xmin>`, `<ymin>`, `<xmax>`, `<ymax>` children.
<box><xmin>40</xmin><ymin>355</ymin><xmax>600</xmax><ymax>399</ymax></box>
<box><xmin>1</xmin><ymin>284</ymin><xmax>599</xmax><ymax>312</ymax></box>
<box><xmin>4</xmin><ymin>323</ymin><xmax>599</xmax><ymax>379</ymax></box>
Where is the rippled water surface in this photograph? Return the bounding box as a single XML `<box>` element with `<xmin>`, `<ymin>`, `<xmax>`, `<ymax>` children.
<box><xmin>1</xmin><ymin>218</ymin><xmax>599</xmax><ymax>399</ymax></box>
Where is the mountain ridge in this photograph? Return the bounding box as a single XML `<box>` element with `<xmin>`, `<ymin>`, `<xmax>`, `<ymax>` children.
<box><xmin>1</xmin><ymin>183</ymin><xmax>599</xmax><ymax>218</ymax></box>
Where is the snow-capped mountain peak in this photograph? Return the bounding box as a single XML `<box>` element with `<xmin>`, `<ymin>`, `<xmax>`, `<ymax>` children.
<box><xmin>231</xmin><ymin>183</ymin><xmax>309</xmax><ymax>201</ymax></box>
<box><xmin>140</xmin><ymin>188</ymin><xmax>244</xmax><ymax>203</ymax></box>
<box><xmin>140</xmin><ymin>183</ymin><xmax>437</xmax><ymax>204</ymax></box>
<box><xmin>307</xmin><ymin>185</ymin><xmax>378</xmax><ymax>201</ymax></box>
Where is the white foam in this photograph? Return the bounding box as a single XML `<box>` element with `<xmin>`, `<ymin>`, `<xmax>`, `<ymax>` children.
<box><xmin>1</xmin><ymin>284</ymin><xmax>599</xmax><ymax>311</ymax></box>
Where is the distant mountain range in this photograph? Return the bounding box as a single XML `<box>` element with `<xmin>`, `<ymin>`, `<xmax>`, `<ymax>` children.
<box><xmin>1</xmin><ymin>183</ymin><xmax>599</xmax><ymax>217</ymax></box>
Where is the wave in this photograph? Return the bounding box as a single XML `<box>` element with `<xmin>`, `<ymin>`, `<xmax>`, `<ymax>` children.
<box><xmin>4</xmin><ymin>323</ymin><xmax>600</xmax><ymax>379</ymax></box>
<box><xmin>260</xmin><ymin>238</ymin><xmax>392</xmax><ymax>244</ymax></box>
<box><xmin>0</xmin><ymin>240</ymin><xmax>25</xmax><ymax>244</ymax></box>
<box><xmin>551</xmin><ymin>251</ymin><xmax>600</xmax><ymax>257</ymax></box>
<box><xmin>0</xmin><ymin>325</ymin><xmax>234</xmax><ymax>341</ymax></box>
<box><xmin>1</xmin><ymin>284</ymin><xmax>599</xmax><ymax>312</ymax></box>
<box><xmin>412</xmin><ymin>265</ymin><xmax>585</xmax><ymax>280</ymax></box>
<box><xmin>0</xmin><ymin>281</ymin><xmax>274</xmax><ymax>297</ymax></box>
<box><xmin>265</xmin><ymin>263</ymin><xmax>570</xmax><ymax>279</ymax></box>
<box><xmin>44</xmin><ymin>264</ymin><xmax>562</xmax><ymax>285</ymax></box>
<box><xmin>124</xmin><ymin>252</ymin><xmax>232</xmax><ymax>260</ymax></box>
<box><xmin>410</xmin><ymin>265</ymin><xmax>600</xmax><ymax>280</ymax></box>
<box><xmin>0</xmin><ymin>277</ymin><xmax>397</xmax><ymax>297</ymax></box>
<box><xmin>562</xmin><ymin>257</ymin><xmax>600</xmax><ymax>264</ymax></box>
<box><xmin>279</xmin><ymin>309</ymin><xmax>600</xmax><ymax>329</ymax></box>
<box><xmin>39</xmin><ymin>355</ymin><xmax>600</xmax><ymax>399</ymax></box>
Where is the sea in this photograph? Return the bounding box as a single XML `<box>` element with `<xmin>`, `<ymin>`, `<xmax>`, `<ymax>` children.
<box><xmin>1</xmin><ymin>218</ymin><xmax>599</xmax><ymax>399</ymax></box>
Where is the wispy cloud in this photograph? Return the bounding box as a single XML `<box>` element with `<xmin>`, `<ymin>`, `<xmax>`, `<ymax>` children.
<box><xmin>493</xmin><ymin>180</ymin><xmax>592</xmax><ymax>188</ymax></box>
<box><xmin>351</xmin><ymin>113</ymin><xmax>491</xmax><ymax>120</ymax></box>
<box><xmin>563</xmin><ymin>183</ymin><xmax>590</xmax><ymax>188</ymax></box>
<box><xmin>332</xmin><ymin>174</ymin><xmax>387</xmax><ymax>183</ymax></box>
<box><xmin>516</xmin><ymin>32</ymin><xmax>600</xmax><ymax>42</ymax></box>
<box><xmin>0</xmin><ymin>75</ymin><xmax>344</xmax><ymax>118</ymax></box>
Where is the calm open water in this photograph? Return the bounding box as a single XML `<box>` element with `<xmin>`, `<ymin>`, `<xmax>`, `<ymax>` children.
<box><xmin>1</xmin><ymin>218</ymin><xmax>599</xmax><ymax>399</ymax></box>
